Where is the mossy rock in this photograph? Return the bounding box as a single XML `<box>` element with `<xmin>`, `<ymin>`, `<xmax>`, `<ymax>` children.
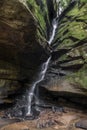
<box><xmin>49</xmin><ymin>0</ymin><xmax>87</xmax><ymax>96</ymax></box>
<box><xmin>67</xmin><ymin>65</ymin><xmax>87</xmax><ymax>90</ymax></box>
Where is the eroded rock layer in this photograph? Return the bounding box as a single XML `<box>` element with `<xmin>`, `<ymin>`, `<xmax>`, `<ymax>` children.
<box><xmin>44</xmin><ymin>0</ymin><xmax>87</xmax><ymax>103</ymax></box>
<box><xmin>0</xmin><ymin>0</ymin><xmax>55</xmax><ymax>104</ymax></box>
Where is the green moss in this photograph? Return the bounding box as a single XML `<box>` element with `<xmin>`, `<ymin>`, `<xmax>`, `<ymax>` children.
<box><xmin>58</xmin><ymin>53</ymin><xmax>70</xmax><ymax>62</ymax></box>
<box><xmin>27</xmin><ymin>0</ymin><xmax>49</xmax><ymax>39</ymax></box>
<box><xmin>67</xmin><ymin>4</ymin><xmax>79</xmax><ymax>16</ymax></box>
<box><xmin>61</xmin><ymin>59</ymin><xmax>84</xmax><ymax>67</ymax></box>
<box><xmin>80</xmin><ymin>0</ymin><xmax>87</xmax><ymax>3</ymax></box>
<box><xmin>69</xmin><ymin>22</ymin><xmax>87</xmax><ymax>40</ymax></box>
<box><xmin>68</xmin><ymin>65</ymin><xmax>87</xmax><ymax>89</ymax></box>
<box><xmin>77</xmin><ymin>15</ymin><xmax>87</xmax><ymax>21</ymax></box>
<box><xmin>54</xmin><ymin>0</ymin><xmax>87</xmax><ymax>48</ymax></box>
<box><xmin>53</xmin><ymin>0</ymin><xmax>87</xmax><ymax>93</ymax></box>
<box><xmin>58</xmin><ymin>39</ymin><xmax>77</xmax><ymax>49</ymax></box>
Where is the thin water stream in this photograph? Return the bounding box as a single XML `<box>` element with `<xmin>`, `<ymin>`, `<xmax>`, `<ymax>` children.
<box><xmin>27</xmin><ymin>19</ymin><xmax>58</xmax><ymax>116</ymax></box>
<box><xmin>27</xmin><ymin>57</ymin><xmax>51</xmax><ymax>115</ymax></box>
<box><xmin>48</xmin><ymin>19</ymin><xmax>58</xmax><ymax>45</ymax></box>
<box><xmin>27</xmin><ymin>0</ymin><xmax>62</xmax><ymax>116</ymax></box>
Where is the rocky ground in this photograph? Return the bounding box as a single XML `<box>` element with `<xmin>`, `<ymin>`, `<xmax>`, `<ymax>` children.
<box><xmin>0</xmin><ymin>99</ymin><xmax>87</xmax><ymax>130</ymax></box>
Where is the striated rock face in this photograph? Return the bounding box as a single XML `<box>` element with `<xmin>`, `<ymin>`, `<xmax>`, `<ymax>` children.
<box><xmin>0</xmin><ymin>0</ymin><xmax>55</xmax><ymax>104</ymax></box>
<box><xmin>44</xmin><ymin>0</ymin><xmax>87</xmax><ymax>102</ymax></box>
<box><xmin>0</xmin><ymin>0</ymin><xmax>87</xmax><ymax>106</ymax></box>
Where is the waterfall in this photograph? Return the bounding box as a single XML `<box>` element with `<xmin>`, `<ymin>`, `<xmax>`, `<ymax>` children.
<box><xmin>55</xmin><ymin>0</ymin><xmax>63</xmax><ymax>17</ymax></box>
<box><xmin>48</xmin><ymin>0</ymin><xmax>63</xmax><ymax>45</ymax></box>
<box><xmin>48</xmin><ymin>19</ymin><xmax>58</xmax><ymax>45</ymax></box>
<box><xmin>26</xmin><ymin>1</ymin><xmax>63</xmax><ymax>116</ymax></box>
<box><xmin>27</xmin><ymin>57</ymin><xmax>51</xmax><ymax>115</ymax></box>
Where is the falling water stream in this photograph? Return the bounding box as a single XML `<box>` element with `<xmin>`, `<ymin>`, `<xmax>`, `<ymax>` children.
<box><xmin>27</xmin><ymin>0</ymin><xmax>62</xmax><ymax>116</ymax></box>
<box><xmin>27</xmin><ymin>19</ymin><xmax>58</xmax><ymax>116</ymax></box>
<box><xmin>27</xmin><ymin>21</ymin><xmax>58</xmax><ymax>116</ymax></box>
<box><xmin>48</xmin><ymin>19</ymin><xmax>58</xmax><ymax>45</ymax></box>
<box><xmin>27</xmin><ymin>57</ymin><xmax>51</xmax><ymax>115</ymax></box>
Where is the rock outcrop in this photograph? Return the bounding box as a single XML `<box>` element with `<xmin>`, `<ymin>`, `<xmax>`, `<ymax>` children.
<box><xmin>0</xmin><ymin>0</ymin><xmax>87</xmax><ymax>106</ymax></box>
<box><xmin>0</xmin><ymin>0</ymin><xmax>56</xmax><ymax>104</ymax></box>
<box><xmin>44</xmin><ymin>0</ymin><xmax>87</xmax><ymax>103</ymax></box>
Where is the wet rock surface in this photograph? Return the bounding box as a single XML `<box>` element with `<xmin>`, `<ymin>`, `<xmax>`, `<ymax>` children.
<box><xmin>44</xmin><ymin>0</ymin><xmax>87</xmax><ymax>98</ymax></box>
<box><xmin>75</xmin><ymin>119</ymin><xmax>87</xmax><ymax>129</ymax></box>
<box><xmin>0</xmin><ymin>101</ymin><xmax>87</xmax><ymax>130</ymax></box>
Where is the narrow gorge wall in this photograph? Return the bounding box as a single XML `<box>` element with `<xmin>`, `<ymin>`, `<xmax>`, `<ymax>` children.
<box><xmin>0</xmin><ymin>0</ymin><xmax>87</xmax><ymax>106</ymax></box>
<box><xmin>0</xmin><ymin>0</ymin><xmax>56</xmax><ymax>104</ymax></box>
<box><xmin>44</xmin><ymin>0</ymin><xmax>87</xmax><ymax>105</ymax></box>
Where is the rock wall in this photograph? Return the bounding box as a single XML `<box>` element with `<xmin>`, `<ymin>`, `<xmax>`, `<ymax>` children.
<box><xmin>0</xmin><ymin>0</ymin><xmax>87</xmax><ymax>106</ymax></box>
<box><xmin>44</xmin><ymin>0</ymin><xmax>87</xmax><ymax>103</ymax></box>
<box><xmin>0</xmin><ymin>0</ymin><xmax>56</xmax><ymax>104</ymax></box>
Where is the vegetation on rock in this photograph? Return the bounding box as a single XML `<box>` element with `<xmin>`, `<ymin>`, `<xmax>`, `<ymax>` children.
<box><xmin>45</xmin><ymin>0</ymin><xmax>87</xmax><ymax>97</ymax></box>
<box><xmin>0</xmin><ymin>0</ymin><xmax>87</xmax><ymax>105</ymax></box>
